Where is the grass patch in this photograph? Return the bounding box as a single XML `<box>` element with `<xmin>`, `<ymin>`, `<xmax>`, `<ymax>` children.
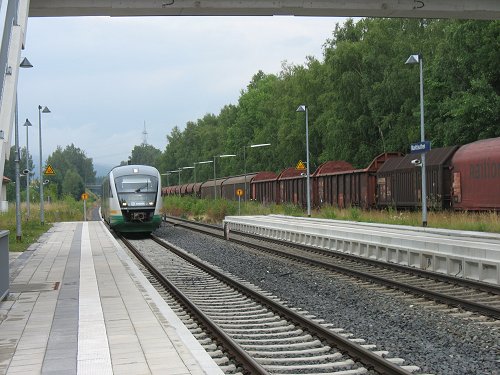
<box><xmin>0</xmin><ymin>196</ymin><xmax>88</xmax><ymax>252</ymax></box>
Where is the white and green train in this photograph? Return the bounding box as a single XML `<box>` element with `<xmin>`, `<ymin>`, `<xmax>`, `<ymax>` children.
<box><xmin>101</xmin><ymin>165</ymin><xmax>162</xmax><ymax>233</ymax></box>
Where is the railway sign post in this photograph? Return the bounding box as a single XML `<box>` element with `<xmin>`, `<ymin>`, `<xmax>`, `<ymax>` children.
<box><xmin>44</xmin><ymin>164</ymin><xmax>56</xmax><ymax>175</ymax></box>
<box><xmin>410</xmin><ymin>141</ymin><xmax>431</xmax><ymax>154</ymax></box>
<box><xmin>236</xmin><ymin>188</ymin><xmax>244</xmax><ymax>215</ymax></box>
<box><xmin>81</xmin><ymin>193</ymin><xmax>89</xmax><ymax>221</ymax></box>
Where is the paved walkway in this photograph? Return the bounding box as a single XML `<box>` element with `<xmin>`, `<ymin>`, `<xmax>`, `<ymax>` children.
<box><xmin>0</xmin><ymin>221</ymin><xmax>223</xmax><ymax>375</ymax></box>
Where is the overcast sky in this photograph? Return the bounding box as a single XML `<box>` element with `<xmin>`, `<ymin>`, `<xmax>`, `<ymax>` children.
<box><xmin>17</xmin><ymin>15</ymin><xmax>347</xmax><ymax>175</ymax></box>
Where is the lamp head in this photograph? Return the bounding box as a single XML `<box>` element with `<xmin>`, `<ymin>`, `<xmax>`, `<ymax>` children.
<box><xmin>19</xmin><ymin>57</ymin><xmax>33</xmax><ymax>68</ymax></box>
<box><xmin>23</xmin><ymin>119</ymin><xmax>32</xmax><ymax>127</ymax></box>
<box><xmin>250</xmin><ymin>143</ymin><xmax>271</xmax><ymax>148</ymax></box>
<box><xmin>42</xmin><ymin>106</ymin><xmax>51</xmax><ymax>113</ymax></box>
<box><xmin>411</xmin><ymin>159</ymin><xmax>422</xmax><ymax>167</ymax></box>
<box><xmin>405</xmin><ymin>54</ymin><xmax>421</xmax><ymax>65</ymax></box>
<box><xmin>296</xmin><ymin>105</ymin><xmax>307</xmax><ymax>112</ymax></box>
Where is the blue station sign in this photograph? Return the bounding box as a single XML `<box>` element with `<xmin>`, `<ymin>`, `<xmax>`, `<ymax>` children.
<box><xmin>410</xmin><ymin>141</ymin><xmax>431</xmax><ymax>154</ymax></box>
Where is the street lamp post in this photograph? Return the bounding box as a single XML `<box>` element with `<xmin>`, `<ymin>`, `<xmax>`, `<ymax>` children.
<box><xmin>182</xmin><ymin>166</ymin><xmax>195</xmax><ymax>184</ymax></box>
<box><xmin>23</xmin><ymin>119</ymin><xmax>32</xmax><ymax>217</ymax></box>
<box><xmin>243</xmin><ymin>143</ymin><xmax>271</xmax><ymax>201</ymax></box>
<box><xmin>161</xmin><ymin>172</ymin><xmax>171</xmax><ymax>186</ymax></box>
<box><xmin>193</xmin><ymin>160</ymin><xmax>213</xmax><ymax>185</ymax></box>
<box><xmin>213</xmin><ymin>154</ymin><xmax>236</xmax><ymax>199</ymax></box>
<box><xmin>406</xmin><ymin>53</ymin><xmax>427</xmax><ymax>227</ymax></box>
<box><xmin>14</xmin><ymin>57</ymin><xmax>34</xmax><ymax>241</ymax></box>
<box><xmin>296</xmin><ymin>105</ymin><xmax>311</xmax><ymax>217</ymax></box>
<box><xmin>14</xmin><ymin>101</ymin><xmax>22</xmax><ymax>241</ymax></box>
<box><xmin>167</xmin><ymin>170</ymin><xmax>181</xmax><ymax>195</ymax></box>
<box><xmin>38</xmin><ymin>105</ymin><xmax>51</xmax><ymax>225</ymax></box>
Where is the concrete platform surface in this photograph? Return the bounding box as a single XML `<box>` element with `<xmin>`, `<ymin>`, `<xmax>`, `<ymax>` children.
<box><xmin>0</xmin><ymin>221</ymin><xmax>223</xmax><ymax>375</ymax></box>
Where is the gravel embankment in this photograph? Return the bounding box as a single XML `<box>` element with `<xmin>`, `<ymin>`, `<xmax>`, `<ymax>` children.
<box><xmin>154</xmin><ymin>225</ymin><xmax>500</xmax><ymax>375</ymax></box>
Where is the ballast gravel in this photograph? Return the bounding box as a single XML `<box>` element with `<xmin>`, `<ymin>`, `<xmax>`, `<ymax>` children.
<box><xmin>154</xmin><ymin>225</ymin><xmax>500</xmax><ymax>375</ymax></box>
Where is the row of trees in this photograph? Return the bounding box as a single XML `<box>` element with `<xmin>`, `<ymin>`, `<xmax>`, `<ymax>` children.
<box><xmin>137</xmin><ymin>18</ymin><xmax>499</xmax><ymax>185</ymax></box>
<box><xmin>4</xmin><ymin>144</ymin><xmax>96</xmax><ymax>201</ymax></box>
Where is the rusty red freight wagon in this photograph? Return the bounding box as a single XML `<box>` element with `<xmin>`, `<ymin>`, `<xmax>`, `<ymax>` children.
<box><xmin>251</xmin><ymin>171</ymin><xmax>278</xmax><ymax>204</ymax></box>
<box><xmin>313</xmin><ymin>153</ymin><xmax>400</xmax><ymax>209</ymax></box>
<box><xmin>221</xmin><ymin>174</ymin><xmax>257</xmax><ymax>201</ymax></box>
<box><xmin>451</xmin><ymin>137</ymin><xmax>500</xmax><ymax>211</ymax></box>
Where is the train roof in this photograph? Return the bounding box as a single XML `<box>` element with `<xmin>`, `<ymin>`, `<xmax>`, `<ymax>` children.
<box><xmin>365</xmin><ymin>152</ymin><xmax>403</xmax><ymax>172</ymax></box>
<box><xmin>378</xmin><ymin>146</ymin><xmax>458</xmax><ymax>173</ymax></box>
<box><xmin>452</xmin><ymin>137</ymin><xmax>500</xmax><ymax>164</ymax></box>
<box><xmin>313</xmin><ymin>161</ymin><xmax>353</xmax><ymax>176</ymax></box>
<box><xmin>201</xmin><ymin>178</ymin><xmax>227</xmax><ymax>188</ymax></box>
<box><xmin>252</xmin><ymin>171</ymin><xmax>278</xmax><ymax>182</ymax></box>
<box><xmin>277</xmin><ymin>167</ymin><xmax>306</xmax><ymax>179</ymax></box>
<box><xmin>109</xmin><ymin>164</ymin><xmax>160</xmax><ymax>178</ymax></box>
<box><xmin>223</xmin><ymin>174</ymin><xmax>258</xmax><ymax>185</ymax></box>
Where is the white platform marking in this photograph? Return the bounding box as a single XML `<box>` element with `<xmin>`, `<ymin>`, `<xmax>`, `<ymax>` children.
<box><xmin>78</xmin><ymin>222</ymin><xmax>113</xmax><ymax>374</ymax></box>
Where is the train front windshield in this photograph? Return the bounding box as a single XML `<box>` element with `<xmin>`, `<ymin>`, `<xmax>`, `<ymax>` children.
<box><xmin>114</xmin><ymin>175</ymin><xmax>158</xmax><ymax>208</ymax></box>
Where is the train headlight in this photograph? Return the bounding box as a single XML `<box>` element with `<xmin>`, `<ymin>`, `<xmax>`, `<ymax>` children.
<box><xmin>148</xmin><ymin>201</ymin><xmax>154</xmax><ymax>206</ymax></box>
<box><xmin>121</xmin><ymin>201</ymin><xmax>128</xmax><ymax>207</ymax></box>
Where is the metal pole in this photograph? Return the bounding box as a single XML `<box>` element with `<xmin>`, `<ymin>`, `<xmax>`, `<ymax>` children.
<box><xmin>14</xmin><ymin>98</ymin><xmax>21</xmax><ymax>241</ymax></box>
<box><xmin>22</xmin><ymin>119</ymin><xmax>34</xmax><ymax>218</ymax></box>
<box><xmin>419</xmin><ymin>54</ymin><xmax>427</xmax><ymax>227</ymax></box>
<box><xmin>178</xmin><ymin>170</ymin><xmax>181</xmax><ymax>196</ymax></box>
<box><xmin>25</xmin><ymin>120</ymin><xmax>30</xmax><ymax>217</ymax></box>
<box><xmin>305</xmin><ymin>107</ymin><xmax>311</xmax><ymax>217</ymax></box>
<box><xmin>38</xmin><ymin>105</ymin><xmax>44</xmax><ymax>225</ymax></box>
<box><xmin>213</xmin><ymin>156</ymin><xmax>217</xmax><ymax>199</ymax></box>
<box><xmin>243</xmin><ymin>146</ymin><xmax>247</xmax><ymax>202</ymax></box>
<box><xmin>83</xmin><ymin>199</ymin><xmax>87</xmax><ymax>221</ymax></box>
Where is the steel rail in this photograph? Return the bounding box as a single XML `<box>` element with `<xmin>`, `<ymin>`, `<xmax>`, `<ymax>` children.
<box><xmin>119</xmin><ymin>234</ymin><xmax>269</xmax><ymax>375</ymax></box>
<box><xmin>150</xmin><ymin>234</ymin><xmax>414</xmax><ymax>375</ymax></box>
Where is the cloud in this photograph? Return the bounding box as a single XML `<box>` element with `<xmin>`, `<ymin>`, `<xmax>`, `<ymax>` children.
<box><xmin>17</xmin><ymin>15</ymin><xmax>346</xmax><ymax>171</ymax></box>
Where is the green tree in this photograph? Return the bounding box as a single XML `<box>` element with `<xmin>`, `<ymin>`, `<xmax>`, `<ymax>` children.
<box><xmin>154</xmin><ymin>18</ymin><xmax>499</xmax><ymax>177</ymax></box>
<box><xmin>129</xmin><ymin>144</ymin><xmax>162</xmax><ymax>168</ymax></box>
<box><xmin>62</xmin><ymin>169</ymin><xmax>85</xmax><ymax>200</ymax></box>
<box><xmin>46</xmin><ymin>144</ymin><xmax>96</xmax><ymax>198</ymax></box>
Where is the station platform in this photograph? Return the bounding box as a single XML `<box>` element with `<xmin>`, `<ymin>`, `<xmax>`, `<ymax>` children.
<box><xmin>0</xmin><ymin>221</ymin><xmax>223</xmax><ymax>375</ymax></box>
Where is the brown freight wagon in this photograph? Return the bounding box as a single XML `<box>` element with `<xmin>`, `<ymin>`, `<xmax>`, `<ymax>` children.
<box><xmin>192</xmin><ymin>182</ymin><xmax>203</xmax><ymax>198</ymax></box>
<box><xmin>251</xmin><ymin>171</ymin><xmax>279</xmax><ymax>204</ymax></box>
<box><xmin>377</xmin><ymin>146</ymin><xmax>458</xmax><ymax>210</ymax></box>
<box><xmin>221</xmin><ymin>174</ymin><xmax>257</xmax><ymax>200</ymax></box>
<box><xmin>313</xmin><ymin>153</ymin><xmax>400</xmax><ymax>209</ymax></box>
<box><xmin>184</xmin><ymin>183</ymin><xmax>196</xmax><ymax>196</ymax></box>
<box><xmin>250</xmin><ymin>171</ymin><xmax>278</xmax><ymax>203</ymax></box>
<box><xmin>180</xmin><ymin>184</ymin><xmax>190</xmax><ymax>196</ymax></box>
<box><xmin>312</xmin><ymin>161</ymin><xmax>354</xmax><ymax>208</ymax></box>
<box><xmin>200</xmin><ymin>178</ymin><xmax>228</xmax><ymax>199</ymax></box>
<box><xmin>277</xmin><ymin>167</ymin><xmax>309</xmax><ymax>207</ymax></box>
<box><xmin>451</xmin><ymin>137</ymin><xmax>500</xmax><ymax>211</ymax></box>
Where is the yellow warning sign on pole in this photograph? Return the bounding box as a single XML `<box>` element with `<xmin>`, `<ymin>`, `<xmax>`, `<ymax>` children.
<box><xmin>81</xmin><ymin>193</ymin><xmax>89</xmax><ymax>200</ymax></box>
<box><xmin>295</xmin><ymin>160</ymin><xmax>306</xmax><ymax>171</ymax></box>
<box><xmin>44</xmin><ymin>164</ymin><xmax>56</xmax><ymax>175</ymax></box>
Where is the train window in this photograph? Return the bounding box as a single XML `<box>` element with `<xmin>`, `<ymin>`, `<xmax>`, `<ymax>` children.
<box><xmin>114</xmin><ymin>175</ymin><xmax>158</xmax><ymax>207</ymax></box>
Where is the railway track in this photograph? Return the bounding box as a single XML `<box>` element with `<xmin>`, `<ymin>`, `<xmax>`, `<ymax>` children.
<box><xmin>163</xmin><ymin>216</ymin><xmax>500</xmax><ymax>320</ymax></box>
<box><xmin>118</xmin><ymin>233</ymin><xmax>423</xmax><ymax>375</ymax></box>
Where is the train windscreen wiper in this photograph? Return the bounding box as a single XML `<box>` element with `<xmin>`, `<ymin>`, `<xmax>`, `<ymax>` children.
<box><xmin>135</xmin><ymin>184</ymin><xmax>150</xmax><ymax>193</ymax></box>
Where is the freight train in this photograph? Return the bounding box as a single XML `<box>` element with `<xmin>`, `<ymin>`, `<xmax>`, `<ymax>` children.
<box><xmin>162</xmin><ymin>137</ymin><xmax>500</xmax><ymax>212</ymax></box>
<box><xmin>102</xmin><ymin>165</ymin><xmax>162</xmax><ymax>233</ymax></box>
